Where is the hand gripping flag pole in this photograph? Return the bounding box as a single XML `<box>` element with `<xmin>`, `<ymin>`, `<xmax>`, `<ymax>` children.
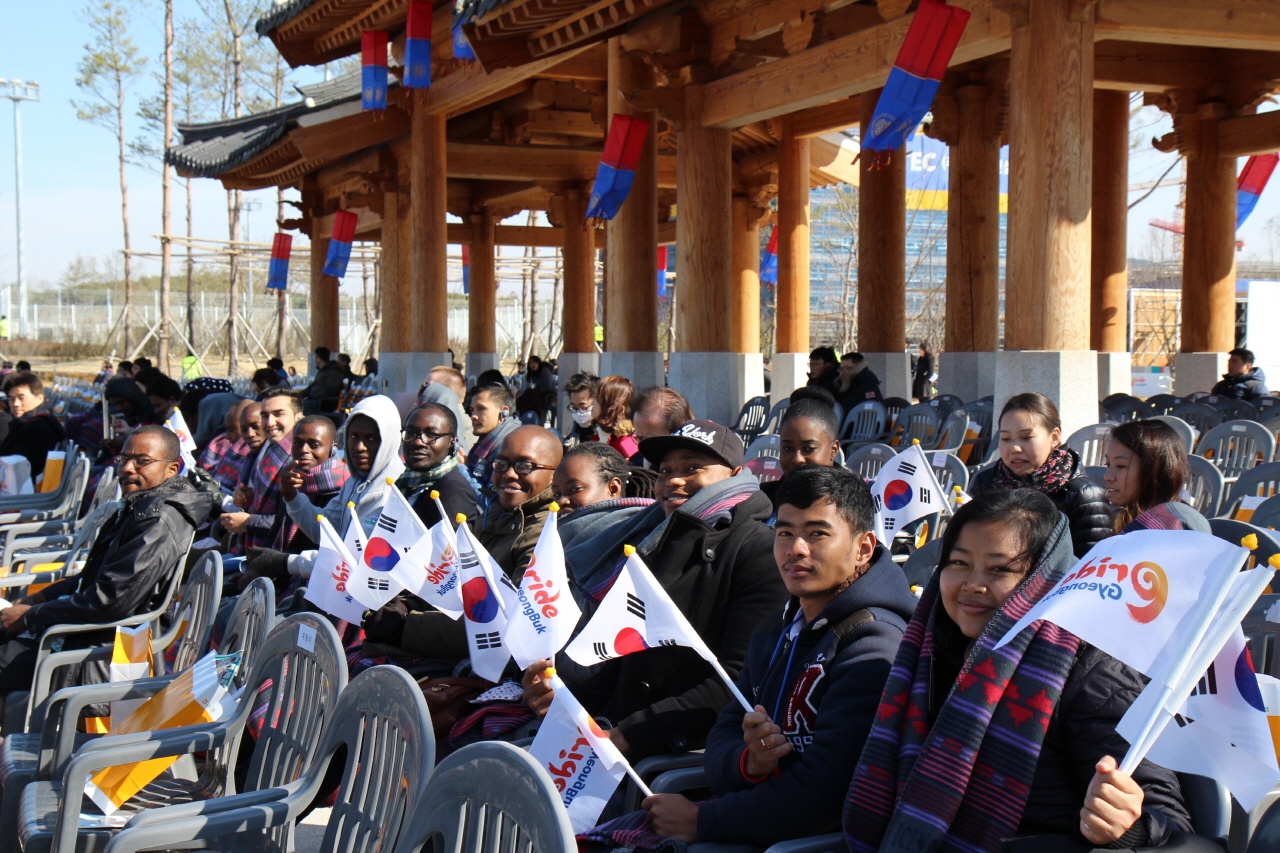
<box><xmin>546</xmin><ymin>670</ymin><xmax>653</xmax><ymax>798</ymax></box>
<box><xmin>266</xmin><ymin>233</ymin><xmax>292</xmax><ymax>291</ymax></box>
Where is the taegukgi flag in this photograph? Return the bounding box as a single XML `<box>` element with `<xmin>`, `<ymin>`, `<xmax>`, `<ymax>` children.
<box><xmin>1118</xmin><ymin>627</ymin><xmax>1280</xmax><ymax>810</ymax></box>
<box><xmin>163</xmin><ymin>409</ymin><xmax>198</xmax><ymax>472</ymax></box>
<box><xmin>528</xmin><ymin>679</ymin><xmax>628</xmax><ymax>833</ymax></box>
<box><xmin>995</xmin><ymin>530</ymin><xmax>1246</xmax><ymax>676</ymax></box>
<box><xmin>869</xmin><ymin>443</ymin><xmax>948</xmax><ymax>545</ymax></box>
<box><xmin>504</xmin><ymin>504</ymin><xmax>581</xmax><ymax>669</ymax></box>
<box><xmin>457</xmin><ymin>521</ymin><xmax>519</xmax><ymax>681</ymax></box>
<box><xmin>361</xmin><ymin>484</ymin><xmax>452</xmax><ymax>611</ymax></box>
<box><xmin>305</xmin><ymin>515</ymin><xmax>368</xmax><ymax>624</ymax></box>
<box><xmin>341</xmin><ymin>503</ymin><xmax>404</xmax><ymax>611</ymax></box>
<box><xmin>401</xmin><ymin>512</ymin><xmax>465</xmax><ymax>618</ymax></box>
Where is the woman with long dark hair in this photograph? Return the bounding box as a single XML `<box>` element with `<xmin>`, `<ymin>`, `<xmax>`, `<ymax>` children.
<box><xmin>843</xmin><ymin>489</ymin><xmax>1207</xmax><ymax>853</ymax></box>
<box><xmin>1103</xmin><ymin>420</ymin><xmax>1207</xmax><ymax>534</ymax></box>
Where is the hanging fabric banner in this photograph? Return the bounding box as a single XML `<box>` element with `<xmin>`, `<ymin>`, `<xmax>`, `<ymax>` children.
<box><xmin>453</xmin><ymin>23</ymin><xmax>477</xmax><ymax>61</ymax></box>
<box><xmin>760</xmin><ymin>226</ymin><xmax>778</xmax><ymax>286</ymax></box>
<box><xmin>322</xmin><ymin>210</ymin><xmax>359</xmax><ymax>279</ymax></box>
<box><xmin>404</xmin><ymin>1</ymin><xmax>433</xmax><ymax>88</ymax></box>
<box><xmin>266</xmin><ymin>233</ymin><xmax>292</xmax><ymax>291</ymax></box>
<box><xmin>585</xmin><ymin>115</ymin><xmax>650</xmax><ymax>221</ymax></box>
<box><xmin>1237</xmin><ymin>154</ymin><xmax>1277</xmax><ymax>229</ymax></box>
<box><xmin>361</xmin><ymin>30</ymin><xmax>389</xmax><ymax>110</ymax></box>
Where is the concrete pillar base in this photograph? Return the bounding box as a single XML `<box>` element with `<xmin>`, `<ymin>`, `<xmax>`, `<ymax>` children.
<box><xmin>769</xmin><ymin>353</ymin><xmax>809</xmax><ymax>405</ymax></box>
<box><xmin>1097</xmin><ymin>352</ymin><xmax>1132</xmax><ymax>399</ymax></box>
<box><xmin>599</xmin><ymin>351</ymin><xmax>665</xmax><ymax>392</ymax></box>
<box><xmin>736</xmin><ymin>353</ymin><xmax>766</xmax><ymax>418</ymax></box>
<box><xmin>862</xmin><ymin>353</ymin><xmax>912</xmax><ymax>401</ymax></box>
<box><xmin>377</xmin><ymin>352</ymin><xmax>451</xmax><ymax>416</ymax></box>
<box><xmin>938</xmin><ymin>352</ymin><xmax>997</xmax><ymax>402</ymax></box>
<box><xmin>668</xmin><ymin>352</ymin><xmax>744</xmax><ymax>426</ymax></box>
<box><xmin>995</xmin><ymin>350</ymin><xmax>1100</xmax><ymax>436</ymax></box>
<box><xmin>466</xmin><ymin>352</ymin><xmax>500</xmax><ymax>379</ymax></box>
<box><xmin>557</xmin><ymin>351</ymin><xmax>601</xmax><ymax>435</ymax></box>
<box><xmin>1174</xmin><ymin>352</ymin><xmax>1227</xmax><ymax>398</ymax></box>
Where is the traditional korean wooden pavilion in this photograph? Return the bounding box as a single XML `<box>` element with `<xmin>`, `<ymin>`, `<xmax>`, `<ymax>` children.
<box><xmin>170</xmin><ymin>0</ymin><xmax>1280</xmax><ymax>428</ymax></box>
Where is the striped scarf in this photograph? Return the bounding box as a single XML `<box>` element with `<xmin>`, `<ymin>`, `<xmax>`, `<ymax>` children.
<box><xmin>213</xmin><ymin>439</ymin><xmax>251</xmax><ymax>492</ymax></box>
<box><xmin>1120</xmin><ymin>502</ymin><xmax>1191</xmax><ymax>533</ymax></box>
<box><xmin>273</xmin><ymin>456</ymin><xmax>350</xmax><ymax>551</ymax></box>
<box><xmin>198</xmin><ymin>433</ymin><xmax>233</xmax><ymax>473</ymax></box>
<box><xmin>466</xmin><ymin>418</ymin><xmax>519</xmax><ymax>490</ymax></box>
<box><xmin>843</xmin><ymin>516</ymin><xmax>1081</xmax><ymax>853</ymax></box>
<box><xmin>240</xmin><ymin>435</ymin><xmax>293</xmax><ymax>552</ymax></box>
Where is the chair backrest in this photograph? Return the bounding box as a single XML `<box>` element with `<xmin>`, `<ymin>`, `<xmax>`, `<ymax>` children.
<box><xmin>1243</xmin><ymin>593</ymin><xmax>1280</xmax><ymax>680</ymax></box>
<box><xmin>1065</xmin><ymin>423</ymin><xmax>1113</xmax><ymax>467</ymax></box>
<box><xmin>1249</xmin><ymin>494</ymin><xmax>1280</xmax><ymax>531</ymax></box>
<box><xmin>762</xmin><ymin>399</ymin><xmax>790</xmax><ymax>434</ymax></box>
<box><xmin>1151</xmin><ymin>415</ymin><xmax>1196</xmax><ymax>453</ymax></box>
<box><xmin>1084</xmin><ymin>465</ymin><xmax>1107</xmax><ymax>490</ymax></box>
<box><xmin>744</xmin><ymin>433</ymin><xmax>780</xmax><ymax>462</ymax></box>
<box><xmin>1101</xmin><ymin>393</ymin><xmax>1139</xmax><ymax>411</ymax></box>
<box><xmin>928</xmin><ymin>394</ymin><xmax>963</xmax><ymax>421</ymax></box>
<box><xmin>400</xmin><ymin>740</ymin><xmax>573</xmax><ymax>853</ymax></box>
<box><xmin>1169</xmin><ymin>402</ymin><xmax>1224</xmax><ymax>435</ymax></box>
<box><xmin>1185</xmin><ymin>390</ymin><xmax>1211</xmax><ymax>402</ymax></box>
<box><xmin>1207</xmin><ymin>518</ymin><xmax>1280</xmax><ymax>570</ymax></box>
<box><xmin>901</xmin><ymin>538</ymin><xmax>943</xmax><ymax>589</ymax></box>
<box><xmin>1184</xmin><ymin>454</ymin><xmax>1226</xmax><ymax>518</ymax></box>
<box><xmin>1104</xmin><ymin>398</ymin><xmax>1150</xmax><ymax>424</ymax></box>
<box><xmin>1196</xmin><ymin>419</ymin><xmax>1276</xmax><ymax>480</ymax></box>
<box><xmin>846</xmin><ymin>443</ymin><xmax>897</xmax><ymax>480</ymax></box>
<box><xmin>889</xmin><ymin>403</ymin><xmax>939</xmax><ymax>446</ymax></box>
<box><xmin>1144</xmin><ymin>394</ymin><xmax>1183</xmax><ymax>416</ymax></box>
<box><xmin>1257</xmin><ymin>395</ymin><xmax>1280</xmax><ymax>416</ymax></box>
<box><xmin>1222</xmin><ymin>461</ymin><xmax>1280</xmax><ymax>518</ymax></box>
<box><xmin>960</xmin><ymin>399</ymin><xmax>994</xmax><ymax>463</ymax></box>
<box><xmin>839</xmin><ymin>400</ymin><xmax>888</xmax><ymax>445</ymax></box>
<box><xmin>930</xmin><ymin>409</ymin><xmax>970</xmax><ymax>453</ymax></box>
<box><xmin>82</xmin><ymin>465</ymin><xmax>119</xmax><ymax>520</ymax></box>
<box><xmin>882</xmin><ymin>397</ymin><xmax>910</xmax><ymax>431</ymax></box>
<box><xmin>732</xmin><ymin>395</ymin><xmax>769</xmax><ymax>442</ymax></box>
<box><xmin>745</xmin><ymin>455</ymin><xmax>784</xmax><ymax>483</ymax></box>
<box><xmin>924</xmin><ymin>449</ymin><xmax>969</xmax><ymax>495</ymax></box>
<box><xmin>1176</xmin><ymin>772</ymin><xmax>1232</xmax><ymax>847</ymax></box>
<box><xmin>1203</xmin><ymin>394</ymin><xmax>1259</xmax><ymax>422</ymax></box>
<box><xmin>165</xmin><ymin>552</ymin><xmax>223</xmax><ymax>674</ymax></box>
<box><xmin>218</xmin><ymin>577</ymin><xmax>276</xmax><ymax>690</ymax></box>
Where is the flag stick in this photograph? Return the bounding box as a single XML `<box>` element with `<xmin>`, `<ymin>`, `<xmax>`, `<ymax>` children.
<box><xmin>707</xmin><ymin>657</ymin><xmax>755</xmax><ymax>713</ymax></box>
<box><xmin>625</xmin><ymin>762</ymin><xmax>654</xmax><ymax>799</ymax></box>
<box><xmin>431</xmin><ymin>490</ymin><xmax>458</xmax><ymax>546</ymax></box>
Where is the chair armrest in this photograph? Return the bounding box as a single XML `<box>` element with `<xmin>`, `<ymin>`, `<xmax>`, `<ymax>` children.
<box><xmin>0</xmin><ymin>566</ymin><xmax>69</xmax><ymax>589</ymax></box>
<box><xmin>116</xmin><ymin>785</ymin><xmax>295</xmax><ymax>830</ymax></box>
<box><xmin>625</xmin><ymin>752</ymin><xmax>706</xmax><ymax>811</ymax></box>
<box><xmin>105</xmin><ymin>789</ymin><xmax>299</xmax><ymax>853</ymax></box>
<box><xmin>42</xmin><ymin>673</ymin><xmax>178</xmax><ymax>779</ymax></box>
<box><xmin>762</xmin><ymin>833</ymin><xmax>843</xmax><ymax>853</ymax></box>
<box><xmin>650</xmin><ymin>766</ymin><xmax>708</xmax><ymax>794</ymax></box>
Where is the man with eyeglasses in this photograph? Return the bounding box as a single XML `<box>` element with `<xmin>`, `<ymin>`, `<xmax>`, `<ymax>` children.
<box><xmin>562</xmin><ymin>372</ymin><xmax>600</xmax><ymax>449</ymax></box>
<box><xmin>396</xmin><ymin>402</ymin><xmax>478</xmax><ymax>528</ymax></box>
<box><xmin>365</xmin><ymin>425</ymin><xmax>561</xmax><ymax>666</ymax></box>
<box><xmin>0</xmin><ymin>426</ymin><xmax>212</xmax><ymax>699</ymax></box>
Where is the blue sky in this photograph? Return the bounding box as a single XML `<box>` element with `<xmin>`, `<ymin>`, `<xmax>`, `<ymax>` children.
<box><xmin>0</xmin><ymin>2</ymin><xmax>1277</xmax><ymax>291</ymax></box>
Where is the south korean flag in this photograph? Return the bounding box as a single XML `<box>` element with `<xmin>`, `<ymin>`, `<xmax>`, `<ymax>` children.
<box><xmin>869</xmin><ymin>443</ymin><xmax>950</xmax><ymax>546</ymax></box>
<box><xmin>341</xmin><ymin>502</ymin><xmax>404</xmax><ymax>611</ymax></box>
<box><xmin>456</xmin><ymin>521</ymin><xmax>519</xmax><ymax>681</ymax></box>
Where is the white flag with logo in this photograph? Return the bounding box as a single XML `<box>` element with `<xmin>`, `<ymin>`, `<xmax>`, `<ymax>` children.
<box><xmin>566</xmin><ymin>546</ymin><xmax>715</xmax><ymax>666</ymax></box>
<box><xmin>869</xmin><ymin>443</ymin><xmax>948</xmax><ymax>545</ymax></box>
<box><xmin>362</xmin><ymin>485</ymin><xmax>450</xmax><ymax>611</ymax></box>
<box><xmin>504</xmin><ymin>505</ymin><xmax>581</xmax><ymax>669</ymax></box>
<box><xmin>528</xmin><ymin>680</ymin><xmax>628</xmax><ymax>833</ymax></box>
<box><xmin>457</xmin><ymin>522</ymin><xmax>518</xmax><ymax>681</ymax></box>
<box><xmin>342</xmin><ymin>504</ymin><xmax>404</xmax><ymax>611</ymax></box>
<box><xmin>305</xmin><ymin>515</ymin><xmax>368</xmax><ymax>624</ymax></box>
<box><xmin>401</xmin><ymin>514</ymin><xmax>465</xmax><ymax>618</ymax></box>
<box><xmin>995</xmin><ymin>530</ymin><xmax>1246</xmax><ymax>677</ymax></box>
<box><xmin>1117</xmin><ymin>627</ymin><xmax>1280</xmax><ymax>810</ymax></box>
<box><xmin>164</xmin><ymin>409</ymin><xmax>198</xmax><ymax>472</ymax></box>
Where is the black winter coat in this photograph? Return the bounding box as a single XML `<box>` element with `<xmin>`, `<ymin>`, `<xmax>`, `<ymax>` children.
<box><xmin>970</xmin><ymin>451</ymin><xmax>1112</xmax><ymax>558</ymax></box>
<box><xmin>407</xmin><ymin>466</ymin><xmax>479</xmax><ymax>529</ymax></box>
<box><xmin>698</xmin><ymin>546</ymin><xmax>917</xmax><ymax>846</ymax></box>
<box><xmin>567</xmin><ymin>490</ymin><xmax>788</xmax><ymax>759</ymax></box>
<box><xmin>0</xmin><ymin>406</ymin><xmax>66</xmax><ymax>477</ymax></box>
<box><xmin>836</xmin><ymin>368</ymin><xmax>884</xmax><ymax>410</ymax></box>
<box><xmin>1211</xmin><ymin>367</ymin><xmax>1269</xmax><ymax>403</ymax></box>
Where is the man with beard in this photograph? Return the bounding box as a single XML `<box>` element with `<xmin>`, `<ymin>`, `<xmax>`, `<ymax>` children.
<box><xmin>221</xmin><ymin>388</ymin><xmax>302</xmax><ymax>552</ymax></box>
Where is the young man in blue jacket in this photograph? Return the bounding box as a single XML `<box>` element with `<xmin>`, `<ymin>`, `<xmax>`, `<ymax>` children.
<box><xmin>641</xmin><ymin>464</ymin><xmax>917</xmax><ymax>847</ymax></box>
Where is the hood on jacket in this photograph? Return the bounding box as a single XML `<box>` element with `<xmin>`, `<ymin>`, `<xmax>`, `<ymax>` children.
<box><xmin>329</xmin><ymin>394</ymin><xmax>407</xmax><ymax>533</ymax></box>
<box><xmin>1222</xmin><ymin>366</ymin><xmax>1267</xmax><ymax>384</ymax></box>
<box><xmin>105</xmin><ymin>376</ymin><xmax>155</xmax><ymax>424</ymax></box>
<box><xmin>778</xmin><ymin>544</ymin><xmax>918</xmax><ymax>633</ymax></box>
<box><xmin>125</xmin><ymin>472</ymin><xmax>214</xmax><ymax>529</ymax></box>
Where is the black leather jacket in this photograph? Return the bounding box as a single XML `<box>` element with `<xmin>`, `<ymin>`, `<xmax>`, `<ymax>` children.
<box><xmin>971</xmin><ymin>450</ymin><xmax>1112</xmax><ymax>558</ymax></box>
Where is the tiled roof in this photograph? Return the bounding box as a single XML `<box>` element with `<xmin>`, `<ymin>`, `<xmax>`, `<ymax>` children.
<box><xmin>255</xmin><ymin>0</ymin><xmax>320</xmax><ymax>36</ymax></box>
<box><xmin>166</xmin><ymin>72</ymin><xmax>362</xmax><ymax>177</ymax></box>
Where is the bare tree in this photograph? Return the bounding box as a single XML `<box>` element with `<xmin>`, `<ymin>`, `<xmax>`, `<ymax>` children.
<box><xmin>157</xmin><ymin>0</ymin><xmax>175</xmax><ymax>371</ymax></box>
<box><xmin>74</xmin><ymin>1</ymin><xmax>147</xmax><ymax>354</ymax></box>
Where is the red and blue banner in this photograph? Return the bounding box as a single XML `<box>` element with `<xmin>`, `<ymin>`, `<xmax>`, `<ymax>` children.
<box><xmin>362</xmin><ymin>31</ymin><xmax>389</xmax><ymax>110</ymax></box>
<box><xmin>1237</xmin><ymin>153</ymin><xmax>1277</xmax><ymax>229</ymax></box>
<box><xmin>760</xmin><ymin>226</ymin><xmax>778</xmax><ymax>287</ymax></box>
<box><xmin>657</xmin><ymin>245</ymin><xmax>668</xmax><ymax>296</ymax></box>
<box><xmin>585</xmin><ymin>114</ymin><xmax>650</xmax><ymax>221</ymax></box>
<box><xmin>404</xmin><ymin>1</ymin><xmax>432</xmax><ymax>88</ymax></box>
<box><xmin>453</xmin><ymin>24</ymin><xmax>477</xmax><ymax>61</ymax></box>
<box><xmin>862</xmin><ymin>0</ymin><xmax>969</xmax><ymax>153</ymax></box>
<box><xmin>461</xmin><ymin>243</ymin><xmax>471</xmax><ymax>294</ymax></box>
<box><xmin>267</xmin><ymin>233</ymin><xmax>292</xmax><ymax>291</ymax></box>
<box><xmin>322</xmin><ymin>210</ymin><xmax>358</xmax><ymax>278</ymax></box>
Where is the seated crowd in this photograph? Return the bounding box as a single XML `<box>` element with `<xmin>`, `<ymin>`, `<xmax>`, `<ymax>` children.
<box><xmin>0</xmin><ymin>350</ymin><xmax>1247</xmax><ymax>852</ymax></box>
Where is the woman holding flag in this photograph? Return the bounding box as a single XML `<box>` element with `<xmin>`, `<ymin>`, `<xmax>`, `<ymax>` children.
<box><xmin>842</xmin><ymin>489</ymin><xmax>1206</xmax><ymax>852</ymax></box>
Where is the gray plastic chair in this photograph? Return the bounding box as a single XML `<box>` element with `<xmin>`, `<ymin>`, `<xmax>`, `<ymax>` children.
<box><xmin>1248</xmin><ymin>494</ymin><xmax>1280</xmax><ymax>530</ymax></box>
<box><xmin>0</xmin><ymin>454</ymin><xmax>89</xmax><ymax>520</ymax></box>
<box><xmin>1202</xmin><ymin>394</ymin><xmax>1259</xmax><ymax>422</ymax></box>
<box><xmin>732</xmin><ymin>395</ymin><xmax>770</xmax><ymax>444</ymax></box>
<box><xmin>846</xmin><ymin>444</ymin><xmax>896</xmax><ymax>481</ymax></box>
<box><xmin>1196</xmin><ymin>420</ymin><xmax>1276</xmax><ymax>481</ymax></box>
<box><xmin>1065</xmin><ymin>423</ymin><xmax>1113</xmax><ymax>468</ymax></box>
<box><xmin>902</xmin><ymin>538</ymin><xmax>943</xmax><ymax>589</ymax></box>
<box><xmin>762</xmin><ymin>399</ymin><xmax>791</xmax><ymax>435</ymax></box>
<box><xmin>838</xmin><ymin>401</ymin><xmax>887</xmax><ymax>451</ymax></box>
<box><xmin>1085</xmin><ymin>466</ymin><xmax>1107</xmax><ymax>490</ymax></box>
<box><xmin>1151</xmin><ymin>415</ymin><xmax>1196</xmax><ymax>454</ymax></box>
<box><xmin>928</xmin><ymin>409</ymin><xmax>969</xmax><ymax>454</ymax></box>
<box><xmin>1145</xmin><ymin>394</ymin><xmax>1183</xmax><ymax>417</ymax></box>
<box><xmin>0</xmin><ymin>468</ymin><xmax>118</xmax><ymax>569</ymax></box>
<box><xmin>922</xmin><ymin>450</ymin><xmax>968</xmax><ymax>497</ymax></box>
<box><xmin>887</xmin><ymin>403</ymin><xmax>939</xmax><ymax>447</ymax></box>
<box><xmin>103</xmin><ymin>665</ymin><xmax>432</xmax><ymax>853</ymax></box>
<box><xmin>1169</xmin><ymin>402</ymin><xmax>1224</xmax><ymax>435</ymax></box>
<box><xmin>928</xmin><ymin>394</ymin><xmax>964</xmax><ymax>421</ymax></box>
<box><xmin>882</xmin><ymin>397</ymin><xmax>910</xmax><ymax>434</ymax></box>
<box><xmin>19</xmin><ymin>612</ymin><xmax>344</xmax><ymax>853</ymax></box>
<box><xmin>1103</xmin><ymin>398</ymin><xmax>1150</xmax><ymax>424</ymax></box>
<box><xmin>0</xmin><ymin>578</ymin><xmax>275</xmax><ymax>847</ymax></box>
<box><xmin>1243</xmin><ymin>593</ymin><xmax>1280</xmax><ymax>680</ymax></box>
<box><xmin>961</xmin><ymin>398</ymin><xmax>994</xmax><ymax>464</ymax></box>
<box><xmin>1185</xmin><ymin>454</ymin><xmax>1225</xmax><ymax>519</ymax></box>
<box><xmin>744</xmin><ymin>435</ymin><xmax>784</xmax><ymax>483</ymax></box>
<box><xmin>393</xmin><ymin>740</ymin><xmax>566</xmax><ymax>853</ymax></box>
<box><xmin>1220</xmin><ymin>462</ymin><xmax>1280</xmax><ymax>519</ymax></box>
<box><xmin>1208</xmin><ymin>518</ymin><xmax>1280</xmax><ymax>571</ymax></box>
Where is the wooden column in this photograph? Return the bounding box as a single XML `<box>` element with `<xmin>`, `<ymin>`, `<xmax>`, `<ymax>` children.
<box><xmin>561</xmin><ymin>185</ymin><xmax>597</xmax><ymax>353</ymax></box>
<box><xmin>605</xmin><ymin>39</ymin><xmax>658</xmax><ymax>352</ymax></box>
<box><xmin>309</xmin><ymin>220</ymin><xmax>339</xmax><ymax>350</ymax></box>
<box><xmin>857</xmin><ymin>92</ymin><xmax>906</xmax><ymax>352</ymax></box>
<box><xmin>945</xmin><ymin>83</ymin><xmax>1000</xmax><ymax>353</ymax></box>
<box><xmin>1182</xmin><ymin>102</ymin><xmax>1237</xmax><ymax>354</ymax></box>
<box><xmin>469</xmin><ymin>210</ymin><xmax>497</xmax><ymax>355</ymax></box>
<box><xmin>1092</xmin><ymin>90</ymin><xmax>1129</xmax><ymax>352</ymax></box>
<box><xmin>675</xmin><ymin>83</ymin><xmax>733</xmax><ymax>352</ymax></box>
<box><xmin>381</xmin><ymin>187</ymin><xmax>411</xmax><ymax>352</ymax></box>
<box><xmin>411</xmin><ymin>106</ymin><xmax>448</xmax><ymax>352</ymax></box>
<box><xmin>731</xmin><ymin>196</ymin><xmax>761</xmax><ymax>353</ymax></box>
<box><xmin>776</xmin><ymin>116</ymin><xmax>810</xmax><ymax>354</ymax></box>
<box><xmin>1005</xmin><ymin>0</ymin><xmax>1093</xmax><ymax>351</ymax></box>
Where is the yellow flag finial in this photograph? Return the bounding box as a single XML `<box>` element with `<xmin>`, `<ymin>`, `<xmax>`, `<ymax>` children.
<box><xmin>623</xmin><ymin>544</ymin><xmax>636</xmax><ymax>557</ymax></box>
<box><xmin>456</xmin><ymin>513</ymin><xmax>467</xmax><ymax>524</ymax></box>
<box><xmin>1269</xmin><ymin>554</ymin><xmax>1280</xmax><ymax>570</ymax></box>
<box><xmin>549</xmin><ymin>501</ymin><xmax>561</xmax><ymax>512</ymax></box>
<box><xmin>543</xmin><ymin>666</ymin><xmax>557</xmax><ymax>679</ymax></box>
<box><xmin>429</xmin><ymin>489</ymin><xmax>440</xmax><ymax>500</ymax></box>
<box><xmin>1242</xmin><ymin>533</ymin><xmax>1259</xmax><ymax>551</ymax></box>
<box><xmin>386</xmin><ymin>477</ymin><xmax>395</xmax><ymax>486</ymax></box>
<box><xmin>347</xmin><ymin>502</ymin><xmax>356</xmax><ymax>509</ymax></box>
<box><xmin>315</xmin><ymin>514</ymin><xmax>324</xmax><ymax>522</ymax></box>
<box><xmin>912</xmin><ymin>438</ymin><xmax>920</xmax><ymax>445</ymax></box>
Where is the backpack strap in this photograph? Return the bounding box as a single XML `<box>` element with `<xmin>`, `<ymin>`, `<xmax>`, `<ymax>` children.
<box><xmin>832</xmin><ymin>608</ymin><xmax>876</xmax><ymax>653</ymax></box>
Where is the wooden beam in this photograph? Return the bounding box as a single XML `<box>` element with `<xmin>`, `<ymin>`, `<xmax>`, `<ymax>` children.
<box><xmin>701</xmin><ymin>0</ymin><xmax>1011</xmax><ymax>129</ymax></box>
<box><xmin>291</xmin><ymin>106</ymin><xmax>411</xmax><ymax>163</ymax></box>
<box><xmin>445</xmin><ymin>222</ymin><xmax>605</xmax><ymax>248</ymax></box>
<box><xmin>809</xmin><ymin>134</ymin><xmax>860</xmax><ymax>186</ymax></box>
<box><xmin>789</xmin><ymin>97</ymin><xmax>862</xmax><ymax>137</ymax></box>
<box><xmin>446</xmin><ymin>141</ymin><xmax>678</xmax><ymax>184</ymax></box>
<box><xmin>1093</xmin><ymin>41</ymin><xmax>1226</xmax><ymax>92</ymax></box>
<box><xmin>1219</xmin><ymin>109</ymin><xmax>1280</xmax><ymax>158</ymax></box>
<box><xmin>1095</xmin><ymin>0</ymin><xmax>1280</xmax><ymax>52</ymax></box>
<box><xmin>422</xmin><ymin>45</ymin><xmax>594</xmax><ymax>118</ymax></box>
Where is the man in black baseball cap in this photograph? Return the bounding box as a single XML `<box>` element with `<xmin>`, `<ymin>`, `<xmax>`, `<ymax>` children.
<box><xmin>640</xmin><ymin>419</ymin><xmax>746</xmax><ymax>516</ymax></box>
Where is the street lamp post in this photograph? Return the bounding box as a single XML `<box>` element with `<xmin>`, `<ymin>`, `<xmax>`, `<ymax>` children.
<box><xmin>0</xmin><ymin>79</ymin><xmax>40</xmax><ymax>340</ymax></box>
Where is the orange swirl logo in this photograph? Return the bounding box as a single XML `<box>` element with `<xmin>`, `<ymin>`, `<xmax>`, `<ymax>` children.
<box><xmin>1126</xmin><ymin>561</ymin><xmax>1168</xmax><ymax>623</ymax></box>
